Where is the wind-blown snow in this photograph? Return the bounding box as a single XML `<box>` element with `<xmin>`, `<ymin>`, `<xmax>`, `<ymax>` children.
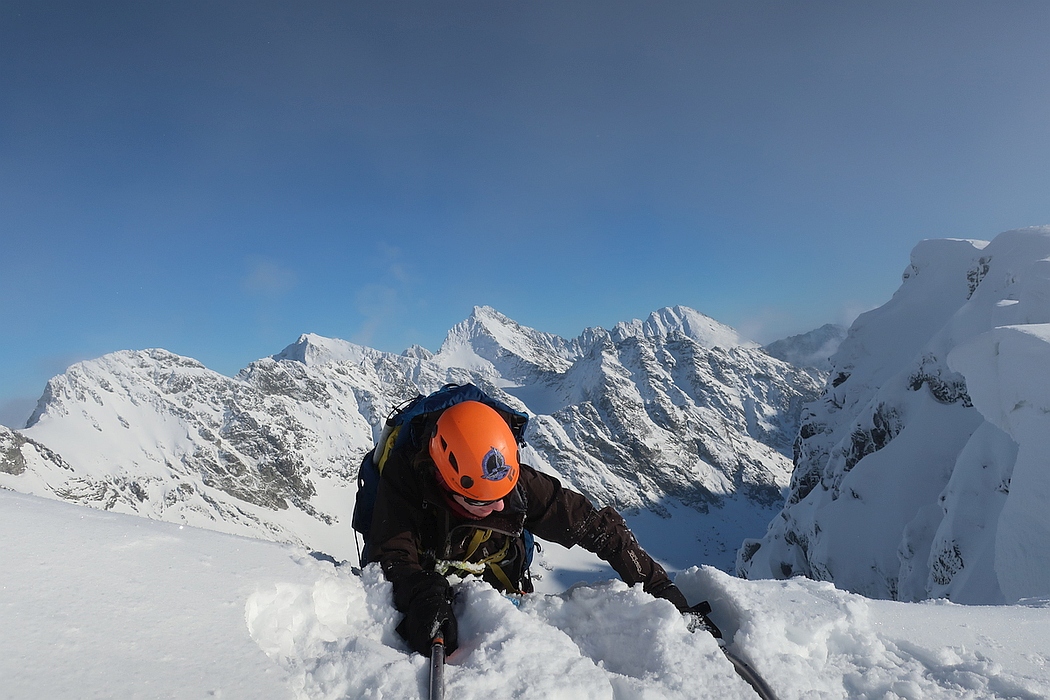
<box><xmin>4</xmin><ymin>489</ymin><xmax>1049</xmax><ymax>700</ymax></box>
<box><xmin>762</xmin><ymin>323</ymin><xmax>847</xmax><ymax>373</ymax></box>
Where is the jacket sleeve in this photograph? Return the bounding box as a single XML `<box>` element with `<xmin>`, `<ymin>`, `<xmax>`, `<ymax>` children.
<box><xmin>519</xmin><ymin>465</ymin><xmax>675</xmax><ymax>596</ymax></box>
<box><xmin>368</xmin><ymin>451</ymin><xmax>430</xmax><ymax>607</ymax></box>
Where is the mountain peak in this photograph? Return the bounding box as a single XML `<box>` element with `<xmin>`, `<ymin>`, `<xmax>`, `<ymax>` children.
<box><xmin>470</xmin><ymin>304</ymin><xmax>510</xmax><ymax>322</ymax></box>
<box><xmin>273</xmin><ymin>333</ymin><xmax>379</xmax><ymax>366</ymax></box>
<box><xmin>9</xmin><ymin>300</ymin><xmax>819</xmax><ymax>579</ymax></box>
<box><xmin>434</xmin><ymin>306</ymin><xmax>577</xmax><ymax>377</ymax></box>
<box><xmin>612</xmin><ymin>306</ymin><xmax>757</xmax><ymax>349</ymax></box>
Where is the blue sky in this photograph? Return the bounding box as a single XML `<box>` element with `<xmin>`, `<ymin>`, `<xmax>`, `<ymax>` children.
<box><xmin>4</xmin><ymin>1</ymin><xmax>1050</xmax><ymax>427</ymax></box>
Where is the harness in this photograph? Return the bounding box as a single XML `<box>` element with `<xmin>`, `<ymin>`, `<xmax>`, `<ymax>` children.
<box><xmin>434</xmin><ymin>528</ymin><xmax>522</xmax><ymax>593</ymax></box>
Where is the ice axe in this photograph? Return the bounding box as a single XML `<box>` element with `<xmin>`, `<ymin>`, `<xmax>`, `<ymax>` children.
<box><xmin>428</xmin><ymin>635</ymin><xmax>445</xmax><ymax>700</ymax></box>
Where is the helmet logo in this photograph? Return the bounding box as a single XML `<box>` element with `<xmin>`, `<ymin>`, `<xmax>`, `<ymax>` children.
<box><xmin>481</xmin><ymin>447</ymin><xmax>510</xmax><ymax>481</ymax></box>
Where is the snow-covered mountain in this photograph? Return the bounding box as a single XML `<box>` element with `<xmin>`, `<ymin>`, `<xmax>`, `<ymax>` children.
<box><xmin>0</xmin><ymin>305</ymin><xmax>821</xmax><ymax>573</ymax></box>
<box><xmin>740</xmin><ymin>226</ymin><xmax>1050</xmax><ymax>605</ymax></box>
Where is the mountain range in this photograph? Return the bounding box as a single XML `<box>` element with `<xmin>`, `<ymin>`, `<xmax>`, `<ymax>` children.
<box><xmin>0</xmin><ymin>304</ymin><xmax>822</xmax><ymax>574</ymax></box>
<box><xmin>8</xmin><ymin>228</ymin><xmax>1050</xmax><ymax>606</ymax></box>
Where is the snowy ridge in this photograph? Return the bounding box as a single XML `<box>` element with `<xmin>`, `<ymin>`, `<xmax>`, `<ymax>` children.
<box><xmin>2</xmin><ymin>304</ymin><xmax>820</xmax><ymax>573</ymax></box>
<box><xmin>433</xmin><ymin>305</ymin><xmax>580</xmax><ymax>378</ymax></box>
<box><xmin>741</xmin><ymin>227</ymin><xmax>1050</xmax><ymax>604</ymax></box>
<box><xmin>11</xmin><ymin>348</ymin><xmax>349</xmax><ymax>549</ymax></box>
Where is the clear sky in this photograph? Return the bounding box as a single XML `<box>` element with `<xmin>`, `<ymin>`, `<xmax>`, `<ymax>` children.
<box><xmin>4</xmin><ymin>0</ymin><xmax>1050</xmax><ymax>427</ymax></box>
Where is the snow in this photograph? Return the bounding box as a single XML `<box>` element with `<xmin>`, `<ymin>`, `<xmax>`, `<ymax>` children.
<box><xmin>762</xmin><ymin>323</ymin><xmax>847</xmax><ymax>373</ymax></box>
<box><xmin>949</xmin><ymin>323</ymin><xmax>1050</xmax><ymax>603</ymax></box>
<box><xmin>10</xmin><ymin>228</ymin><xmax>1050</xmax><ymax>696</ymax></box>
<box><xmin>0</xmin><ymin>489</ymin><xmax>302</xmax><ymax>699</ymax></box>
<box><xmin>5</xmin><ymin>301</ymin><xmax>814</xmax><ymax>587</ymax></box>
<box><xmin>4</xmin><ymin>488</ymin><xmax>1050</xmax><ymax>699</ymax></box>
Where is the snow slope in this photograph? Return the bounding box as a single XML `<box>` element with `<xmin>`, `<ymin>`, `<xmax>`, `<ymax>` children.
<box><xmin>0</xmin><ymin>489</ymin><xmax>306</xmax><ymax>699</ymax></box>
<box><xmin>3</xmin><ymin>489</ymin><xmax>1048</xmax><ymax>700</ymax></box>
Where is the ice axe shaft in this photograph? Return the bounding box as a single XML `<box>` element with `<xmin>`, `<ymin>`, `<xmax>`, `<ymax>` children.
<box><xmin>428</xmin><ymin>636</ymin><xmax>445</xmax><ymax>700</ymax></box>
<box><xmin>686</xmin><ymin>603</ymin><xmax>778</xmax><ymax>700</ymax></box>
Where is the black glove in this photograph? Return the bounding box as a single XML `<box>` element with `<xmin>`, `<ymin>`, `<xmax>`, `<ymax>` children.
<box><xmin>394</xmin><ymin>571</ymin><xmax>459</xmax><ymax>656</ymax></box>
<box><xmin>651</xmin><ymin>581</ymin><xmax>691</xmax><ymax>612</ymax></box>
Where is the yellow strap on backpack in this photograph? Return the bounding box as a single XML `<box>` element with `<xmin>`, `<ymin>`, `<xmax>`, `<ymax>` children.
<box><xmin>464</xmin><ymin>528</ymin><xmax>491</xmax><ymax>560</ymax></box>
<box><xmin>374</xmin><ymin>425</ymin><xmax>401</xmax><ymax>474</ymax></box>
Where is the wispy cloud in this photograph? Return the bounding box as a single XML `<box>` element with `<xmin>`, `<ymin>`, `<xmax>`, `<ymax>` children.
<box><xmin>836</xmin><ymin>301</ymin><xmax>876</xmax><ymax>328</ymax></box>
<box><xmin>242</xmin><ymin>259</ymin><xmax>297</xmax><ymax>298</ymax></box>
<box><xmin>734</xmin><ymin>307</ymin><xmax>789</xmax><ymax>346</ymax></box>
<box><xmin>352</xmin><ymin>284</ymin><xmax>399</xmax><ymax>346</ymax></box>
<box><xmin>36</xmin><ymin>353</ymin><xmax>89</xmax><ymax>377</ymax></box>
<box><xmin>344</xmin><ymin>244</ymin><xmax>428</xmax><ymax>349</ymax></box>
<box><xmin>376</xmin><ymin>243</ymin><xmax>411</xmax><ymax>284</ymax></box>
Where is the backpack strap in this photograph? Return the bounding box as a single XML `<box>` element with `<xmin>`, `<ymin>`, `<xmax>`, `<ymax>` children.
<box><xmin>487</xmin><ymin>562</ymin><xmax>519</xmax><ymax>593</ymax></box>
<box><xmin>374</xmin><ymin>424</ymin><xmax>401</xmax><ymax>475</ymax></box>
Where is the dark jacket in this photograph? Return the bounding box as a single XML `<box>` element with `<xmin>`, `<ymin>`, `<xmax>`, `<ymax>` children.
<box><xmin>368</xmin><ymin>445</ymin><xmax>677</xmax><ymax>611</ymax></box>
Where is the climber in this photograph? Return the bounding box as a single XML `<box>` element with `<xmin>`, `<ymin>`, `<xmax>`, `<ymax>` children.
<box><xmin>367</xmin><ymin>399</ymin><xmax>718</xmax><ymax>656</ymax></box>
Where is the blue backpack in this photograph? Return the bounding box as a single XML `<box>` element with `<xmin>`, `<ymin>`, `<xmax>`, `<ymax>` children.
<box><xmin>351</xmin><ymin>383</ymin><xmax>533</xmax><ymax>564</ymax></box>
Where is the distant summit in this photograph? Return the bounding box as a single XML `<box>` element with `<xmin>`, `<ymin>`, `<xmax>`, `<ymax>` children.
<box><xmin>763</xmin><ymin>323</ymin><xmax>848</xmax><ymax>373</ymax></box>
<box><xmin>434</xmin><ymin>305</ymin><xmax>579</xmax><ymax>377</ymax></box>
<box><xmin>273</xmin><ymin>333</ymin><xmax>381</xmax><ymax>366</ymax></box>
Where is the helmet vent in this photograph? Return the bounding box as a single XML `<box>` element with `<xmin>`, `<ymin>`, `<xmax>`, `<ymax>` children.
<box><xmin>448</xmin><ymin>452</ymin><xmax>459</xmax><ymax>472</ymax></box>
<box><xmin>460</xmin><ymin>475</ymin><xmax>474</xmax><ymax>489</ymax></box>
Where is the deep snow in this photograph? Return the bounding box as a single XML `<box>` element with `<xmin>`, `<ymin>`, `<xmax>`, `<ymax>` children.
<box><xmin>3</xmin><ymin>489</ymin><xmax>1048</xmax><ymax>699</ymax></box>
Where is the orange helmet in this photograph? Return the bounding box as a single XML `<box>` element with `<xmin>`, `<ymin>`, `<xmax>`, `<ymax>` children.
<box><xmin>429</xmin><ymin>401</ymin><xmax>520</xmax><ymax>502</ymax></box>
